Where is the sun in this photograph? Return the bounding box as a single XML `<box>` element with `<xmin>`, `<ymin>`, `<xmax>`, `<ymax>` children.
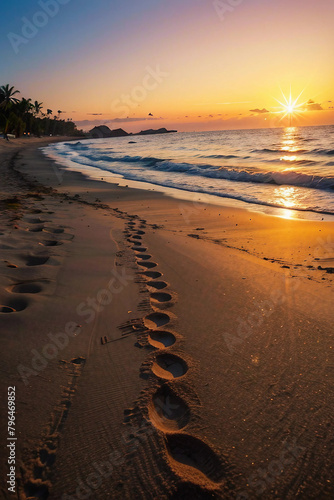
<box><xmin>274</xmin><ymin>89</ymin><xmax>307</xmax><ymax>126</ymax></box>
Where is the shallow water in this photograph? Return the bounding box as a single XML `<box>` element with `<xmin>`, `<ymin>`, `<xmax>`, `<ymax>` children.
<box><xmin>43</xmin><ymin>125</ymin><xmax>334</xmax><ymax>217</ymax></box>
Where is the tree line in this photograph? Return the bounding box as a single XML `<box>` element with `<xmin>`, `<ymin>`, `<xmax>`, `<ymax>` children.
<box><xmin>0</xmin><ymin>84</ymin><xmax>84</xmax><ymax>139</ymax></box>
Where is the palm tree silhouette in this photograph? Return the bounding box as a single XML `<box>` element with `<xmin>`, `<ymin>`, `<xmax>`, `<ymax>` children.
<box><xmin>0</xmin><ymin>84</ymin><xmax>20</xmax><ymax>110</ymax></box>
<box><xmin>17</xmin><ymin>98</ymin><xmax>33</xmax><ymax>115</ymax></box>
<box><xmin>33</xmin><ymin>100</ymin><xmax>43</xmax><ymax>116</ymax></box>
<box><xmin>0</xmin><ymin>85</ymin><xmax>20</xmax><ymax>139</ymax></box>
<box><xmin>0</xmin><ymin>83</ymin><xmax>83</xmax><ymax>138</ymax></box>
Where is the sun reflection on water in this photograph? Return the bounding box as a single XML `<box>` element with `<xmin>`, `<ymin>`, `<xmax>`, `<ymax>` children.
<box><xmin>277</xmin><ymin>208</ymin><xmax>295</xmax><ymax>219</ymax></box>
<box><xmin>281</xmin><ymin>155</ymin><xmax>298</xmax><ymax>162</ymax></box>
<box><xmin>272</xmin><ymin>186</ymin><xmax>298</xmax><ymax>218</ymax></box>
<box><xmin>279</xmin><ymin>127</ymin><xmax>301</xmax><ymax>162</ymax></box>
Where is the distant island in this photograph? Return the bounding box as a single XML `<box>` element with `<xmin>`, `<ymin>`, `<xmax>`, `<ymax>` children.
<box><xmin>135</xmin><ymin>128</ymin><xmax>177</xmax><ymax>136</ymax></box>
<box><xmin>89</xmin><ymin>125</ymin><xmax>177</xmax><ymax>139</ymax></box>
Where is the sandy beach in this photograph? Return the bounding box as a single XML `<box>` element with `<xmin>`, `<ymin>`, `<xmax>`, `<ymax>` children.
<box><xmin>0</xmin><ymin>138</ymin><xmax>333</xmax><ymax>499</ymax></box>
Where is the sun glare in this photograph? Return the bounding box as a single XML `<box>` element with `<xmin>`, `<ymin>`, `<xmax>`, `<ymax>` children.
<box><xmin>274</xmin><ymin>89</ymin><xmax>307</xmax><ymax>126</ymax></box>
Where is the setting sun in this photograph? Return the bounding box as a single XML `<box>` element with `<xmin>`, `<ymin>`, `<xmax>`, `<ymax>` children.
<box><xmin>275</xmin><ymin>89</ymin><xmax>307</xmax><ymax>126</ymax></box>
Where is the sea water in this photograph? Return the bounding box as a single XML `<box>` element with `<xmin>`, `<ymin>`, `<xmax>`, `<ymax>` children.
<box><xmin>43</xmin><ymin>125</ymin><xmax>334</xmax><ymax>219</ymax></box>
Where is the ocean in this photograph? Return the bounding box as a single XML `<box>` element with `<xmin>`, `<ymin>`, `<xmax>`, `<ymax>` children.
<box><xmin>43</xmin><ymin>125</ymin><xmax>334</xmax><ymax>219</ymax></box>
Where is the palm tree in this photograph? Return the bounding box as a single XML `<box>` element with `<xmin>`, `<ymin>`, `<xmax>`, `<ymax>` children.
<box><xmin>0</xmin><ymin>84</ymin><xmax>20</xmax><ymax>110</ymax></box>
<box><xmin>0</xmin><ymin>85</ymin><xmax>20</xmax><ymax>139</ymax></box>
<box><xmin>17</xmin><ymin>97</ymin><xmax>33</xmax><ymax>116</ymax></box>
<box><xmin>33</xmin><ymin>100</ymin><xmax>43</xmax><ymax>116</ymax></box>
<box><xmin>45</xmin><ymin>109</ymin><xmax>53</xmax><ymax>136</ymax></box>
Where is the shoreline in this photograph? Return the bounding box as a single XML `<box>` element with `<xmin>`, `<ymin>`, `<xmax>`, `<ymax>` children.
<box><xmin>19</xmin><ymin>138</ymin><xmax>334</xmax><ymax>285</ymax></box>
<box><xmin>42</xmin><ymin>134</ymin><xmax>334</xmax><ymax>222</ymax></box>
<box><xmin>0</xmin><ymin>137</ymin><xmax>333</xmax><ymax>499</ymax></box>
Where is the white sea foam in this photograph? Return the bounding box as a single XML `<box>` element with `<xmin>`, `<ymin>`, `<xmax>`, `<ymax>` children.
<box><xmin>43</xmin><ymin>125</ymin><xmax>334</xmax><ymax>216</ymax></box>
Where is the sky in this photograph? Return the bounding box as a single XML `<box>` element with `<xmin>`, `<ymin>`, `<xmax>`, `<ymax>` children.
<box><xmin>1</xmin><ymin>0</ymin><xmax>334</xmax><ymax>132</ymax></box>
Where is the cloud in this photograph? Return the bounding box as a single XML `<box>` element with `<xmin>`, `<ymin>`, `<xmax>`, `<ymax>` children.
<box><xmin>249</xmin><ymin>108</ymin><xmax>269</xmax><ymax>114</ymax></box>
<box><xmin>87</xmin><ymin>113</ymin><xmax>104</xmax><ymax>116</ymax></box>
<box><xmin>78</xmin><ymin>117</ymin><xmax>157</xmax><ymax>124</ymax></box>
<box><xmin>307</xmin><ymin>102</ymin><xmax>323</xmax><ymax>111</ymax></box>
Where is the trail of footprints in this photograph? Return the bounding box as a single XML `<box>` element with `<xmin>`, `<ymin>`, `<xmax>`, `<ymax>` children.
<box><xmin>0</xmin><ymin>210</ymin><xmax>73</xmax><ymax>315</ymax></box>
<box><xmin>1</xmin><ymin>200</ymin><xmax>232</xmax><ymax>496</ymax></box>
<box><xmin>121</xmin><ymin>218</ymin><xmax>230</xmax><ymax>496</ymax></box>
<box><xmin>20</xmin><ymin>357</ymin><xmax>86</xmax><ymax>500</ymax></box>
<box><xmin>0</xmin><ymin>201</ymin><xmax>84</xmax><ymax>499</ymax></box>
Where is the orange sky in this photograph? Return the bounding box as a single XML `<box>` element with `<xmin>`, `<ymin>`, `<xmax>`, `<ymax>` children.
<box><xmin>2</xmin><ymin>0</ymin><xmax>334</xmax><ymax>132</ymax></box>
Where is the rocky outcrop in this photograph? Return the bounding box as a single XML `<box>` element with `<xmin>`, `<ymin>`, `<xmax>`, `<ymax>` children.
<box><xmin>89</xmin><ymin>126</ymin><xmax>128</xmax><ymax>138</ymax></box>
<box><xmin>89</xmin><ymin>126</ymin><xmax>177</xmax><ymax>139</ymax></box>
<box><xmin>136</xmin><ymin>128</ymin><xmax>177</xmax><ymax>136</ymax></box>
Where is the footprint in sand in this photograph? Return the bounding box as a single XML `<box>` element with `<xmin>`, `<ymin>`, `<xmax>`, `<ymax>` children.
<box><xmin>71</xmin><ymin>357</ymin><xmax>86</xmax><ymax>365</ymax></box>
<box><xmin>37</xmin><ymin>445</ymin><xmax>57</xmax><ymax>468</ymax></box>
<box><xmin>164</xmin><ymin>434</ymin><xmax>226</xmax><ymax>484</ymax></box>
<box><xmin>152</xmin><ymin>353</ymin><xmax>188</xmax><ymax>380</ymax></box>
<box><xmin>145</xmin><ymin>312</ymin><xmax>170</xmax><ymax>328</ymax></box>
<box><xmin>132</xmin><ymin>235</ymin><xmax>142</xmax><ymax>240</ymax></box>
<box><xmin>24</xmin><ymin>218</ymin><xmax>47</xmax><ymax>224</ymax></box>
<box><xmin>135</xmin><ymin>254</ymin><xmax>152</xmax><ymax>260</ymax></box>
<box><xmin>138</xmin><ymin>261</ymin><xmax>157</xmax><ymax>269</ymax></box>
<box><xmin>27</xmin><ymin>225</ymin><xmax>44</xmax><ymax>233</ymax></box>
<box><xmin>5</xmin><ymin>262</ymin><xmax>18</xmax><ymax>269</ymax></box>
<box><xmin>147</xmin><ymin>281</ymin><xmax>168</xmax><ymax>290</ymax></box>
<box><xmin>23</xmin><ymin>356</ymin><xmax>86</xmax><ymax>499</ymax></box>
<box><xmin>43</xmin><ymin>227</ymin><xmax>65</xmax><ymax>234</ymax></box>
<box><xmin>150</xmin><ymin>292</ymin><xmax>172</xmax><ymax>303</ymax></box>
<box><xmin>46</xmin><ymin>232</ymin><xmax>74</xmax><ymax>241</ymax></box>
<box><xmin>0</xmin><ymin>297</ymin><xmax>28</xmax><ymax>313</ymax></box>
<box><xmin>148</xmin><ymin>330</ymin><xmax>176</xmax><ymax>349</ymax></box>
<box><xmin>149</xmin><ymin>385</ymin><xmax>190</xmax><ymax>431</ymax></box>
<box><xmin>136</xmin><ymin>230</ymin><xmax>145</xmax><ymax>235</ymax></box>
<box><xmin>24</xmin><ymin>481</ymin><xmax>49</xmax><ymax>500</ymax></box>
<box><xmin>142</xmin><ymin>271</ymin><xmax>163</xmax><ymax>279</ymax></box>
<box><xmin>40</xmin><ymin>240</ymin><xmax>63</xmax><ymax>247</ymax></box>
<box><xmin>132</xmin><ymin>246</ymin><xmax>147</xmax><ymax>252</ymax></box>
<box><xmin>0</xmin><ymin>306</ymin><xmax>16</xmax><ymax>313</ymax></box>
<box><xmin>25</xmin><ymin>256</ymin><xmax>50</xmax><ymax>267</ymax></box>
<box><xmin>11</xmin><ymin>282</ymin><xmax>43</xmax><ymax>294</ymax></box>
